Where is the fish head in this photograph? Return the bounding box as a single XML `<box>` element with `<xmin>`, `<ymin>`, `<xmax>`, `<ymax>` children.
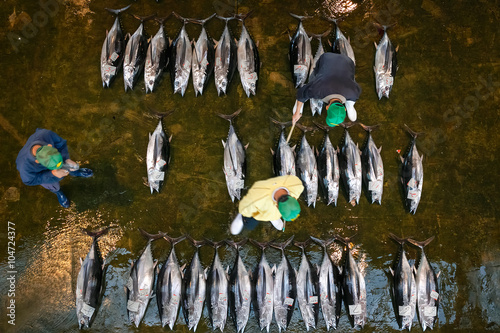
<box><xmin>129</xmin><ymin>310</ymin><xmax>142</xmax><ymax>328</ymax></box>
<box><xmin>145</xmin><ymin>78</ymin><xmax>156</xmax><ymax>93</ymax></box>
<box><xmin>216</xmin><ymin>76</ymin><xmax>228</xmax><ymax>95</ymax></box>
<box><xmin>77</xmin><ymin>313</ymin><xmax>91</xmax><ymax>329</ymax></box>
<box><xmin>124</xmin><ymin>66</ymin><xmax>135</xmax><ymax>88</ymax></box>
<box><xmin>376</xmin><ymin>73</ymin><xmax>393</xmax><ymax>99</ymax></box>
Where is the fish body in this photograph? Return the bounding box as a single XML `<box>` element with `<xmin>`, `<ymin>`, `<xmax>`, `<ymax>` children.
<box><xmin>236</xmin><ymin>13</ymin><xmax>260</xmax><ymax>97</ymax></box>
<box><xmin>360</xmin><ymin>124</ymin><xmax>384</xmax><ymax>204</ymax></box>
<box><xmin>250</xmin><ymin>240</ymin><xmax>274</xmax><ymax>332</ymax></box>
<box><xmin>182</xmin><ymin>237</ymin><xmax>207</xmax><ymax>331</ymax></box>
<box><xmin>271</xmin><ymin>236</ymin><xmax>296</xmax><ymax>332</ymax></box>
<box><xmin>294</xmin><ymin>240</ymin><xmax>319</xmax><ymax>331</ymax></box>
<box><xmin>156</xmin><ymin>235</ymin><xmax>185</xmax><ymax>329</ymax></box>
<box><xmin>329</xmin><ymin>19</ymin><xmax>355</xmax><ymax>64</ymax></box>
<box><xmin>389</xmin><ymin>234</ymin><xmax>417</xmax><ymax>331</ymax></box>
<box><xmin>219</xmin><ymin>109</ymin><xmax>246</xmax><ymax>202</ymax></box>
<box><xmin>227</xmin><ymin>240</ymin><xmax>252</xmax><ymax>333</ymax></box>
<box><xmin>310</xmin><ymin>236</ymin><xmax>342</xmax><ymax>330</ymax></box>
<box><xmin>100</xmin><ymin>5</ymin><xmax>131</xmax><ymax>88</ymax></box>
<box><xmin>408</xmin><ymin>237</ymin><xmax>439</xmax><ymax>331</ymax></box>
<box><xmin>123</xmin><ymin>16</ymin><xmax>151</xmax><ymax>92</ymax></box>
<box><xmin>339</xmin><ymin>123</ymin><xmax>362</xmax><ymax>206</ymax></box>
<box><xmin>316</xmin><ymin>124</ymin><xmax>340</xmax><ymax>206</ymax></box>
<box><xmin>191</xmin><ymin>14</ymin><xmax>216</xmax><ymax>96</ymax></box>
<box><xmin>374</xmin><ymin>26</ymin><xmax>398</xmax><ymax>99</ymax></box>
<box><xmin>295</xmin><ymin>125</ymin><xmax>318</xmax><ymax>207</ymax></box>
<box><xmin>337</xmin><ymin>235</ymin><xmax>367</xmax><ymax>328</ymax></box>
<box><xmin>271</xmin><ymin>119</ymin><xmax>296</xmax><ymax>176</ymax></box>
<box><xmin>309</xmin><ymin>33</ymin><xmax>326</xmax><ymax>115</ymax></box>
<box><xmin>400</xmin><ymin>125</ymin><xmax>424</xmax><ymax>214</ymax></box>
<box><xmin>289</xmin><ymin>13</ymin><xmax>312</xmax><ymax>88</ymax></box>
<box><xmin>146</xmin><ymin>119</ymin><xmax>170</xmax><ymax>194</ymax></box>
<box><xmin>170</xmin><ymin>13</ymin><xmax>192</xmax><ymax>96</ymax></box>
<box><xmin>76</xmin><ymin>227</ymin><xmax>110</xmax><ymax>329</ymax></box>
<box><xmin>206</xmin><ymin>240</ymin><xmax>229</xmax><ymax>331</ymax></box>
<box><xmin>145</xmin><ymin>18</ymin><xmax>170</xmax><ymax>93</ymax></box>
<box><xmin>214</xmin><ymin>16</ymin><xmax>237</xmax><ymax>95</ymax></box>
<box><xmin>126</xmin><ymin>229</ymin><xmax>162</xmax><ymax>327</ymax></box>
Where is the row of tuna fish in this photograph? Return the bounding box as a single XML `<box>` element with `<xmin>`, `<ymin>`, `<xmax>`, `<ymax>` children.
<box><xmin>288</xmin><ymin>13</ymin><xmax>398</xmax><ymax>106</ymax></box>
<box><xmin>76</xmin><ymin>229</ymin><xmax>439</xmax><ymax>331</ymax></box>
<box><xmin>100</xmin><ymin>6</ymin><xmax>259</xmax><ymax>97</ymax></box>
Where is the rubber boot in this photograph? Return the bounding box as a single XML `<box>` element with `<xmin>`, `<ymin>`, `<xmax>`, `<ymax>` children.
<box><xmin>55</xmin><ymin>190</ymin><xmax>70</xmax><ymax>208</ymax></box>
<box><xmin>70</xmin><ymin>168</ymin><xmax>93</xmax><ymax>178</ymax></box>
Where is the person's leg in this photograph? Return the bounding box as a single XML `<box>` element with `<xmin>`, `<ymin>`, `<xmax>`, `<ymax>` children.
<box><xmin>243</xmin><ymin>216</ymin><xmax>259</xmax><ymax>231</ymax></box>
<box><xmin>230</xmin><ymin>214</ymin><xmax>260</xmax><ymax>235</ymax></box>
<box><xmin>41</xmin><ymin>182</ymin><xmax>69</xmax><ymax>208</ymax></box>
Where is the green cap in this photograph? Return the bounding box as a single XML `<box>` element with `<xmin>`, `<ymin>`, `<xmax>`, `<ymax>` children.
<box><xmin>326</xmin><ymin>102</ymin><xmax>346</xmax><ymax>127</ymax></box>
<box><xmin>278</xmin><ymin>195</ymin><xmax>301</xmax><ymax>221</ymax></box>
<box><xmin>36</xmin><ymin>146</ymin><xmax>63</xmax><ymax>170</ymax></box>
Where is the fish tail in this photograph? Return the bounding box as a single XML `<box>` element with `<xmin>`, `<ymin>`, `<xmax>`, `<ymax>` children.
<box><xmin>359</xmin><ymin>123</ymin><xmax>381</xmax><ymax>132</ymax></box>
<box><xmin>407</xmin><ymin>236</ymin><xmax>435</xmax><ymax>249</ymax></box>
<box><xmin>234</xmin><ymin>10</ymin><xmax>254</xmax><ymax>22</ymax></box>
<box><xmin>105</xmin><ymin>4</ymin><xmax>132</xmax><ymax>16</ymax></box>
<box><xmin>81</xmin><ymin>226</ymin><xmax>113</xmax><ymax>239</ymax></box>
<box><xmin>186</xmin><ymin>235</ymin><xmax>206</xmax><ymax>248</ymax></box>
<box><xmin>138</xmin><ymin>228</ymin><xmax>163</xmax><ymax>241</ymax></box>
<box><xmin>313</xmin><ymin>121</ymin><xmax>331</xmax><ymax>133</ymax></box>
<box><xmin>132</xmin><ymin>14</ymin><xmax>156</xmax><ymax>22</ymax></box>
<box><xmin>249</xmin><ymin>239</ymin><xmax>270</xmax><ymax>250</ymax></box>
<box><xmin>225</xmin><ymin>238</ymin><xmax>248</xmax><ymax>250</ymax></box>
<box><xmin>148</xmin><ymin>106</ymin><xmax>175</xmax><ymax>119</ymax></box>
<box><xmin>293</xmin><ymin>239</ymin><xmax>311</xmax><ymax>250</ymax></box>
<box><xmin>403</xmin><ymin>124</ymin><xmax>424</xmax><ymax>139</ymax></box>
<box><xmin>188</xmin><ymin>13</ymin><xmax>216</xmax><ymax>25</ymax></box>
<box><xmin>388</xmin><ymin>233</ymin><xmax>408</xmax><ymax>245</ymax></box>
<box><xmin>270</xmin><ymin>117</ymin><xmax>292</xmax><ymax>129</ymax></box>
<box><xmin>172</xmin><ymin>11</ymin><xmax>189</xmax><ymax>23</ymax></box>
<box><xmin>216</xmin><ymin>15</ymin><xmax>236</xmax><ymax>24</ymax></box>
<box><xmin>218</xmin><ymin>108</ymin><xmax>242</xmax><ymax>122</ymax></box>
<box><xmin>204</xmin><ymin>238</ymin><xmax>225</xmax><ymax>249</ymax></box>
<box><xmin>334</xmin><ymin>234</ymin><xmax>357</xmax><ymax>246</ymax></box>
<box><xmin>289</xmin><ymin>13</ymin><xmax>312</xmax><ymax>22</ymax></box>
<box><xmin>310</xmin><ymin>236</ymin><xmax>335</xmax><ymax>248</ymax></box>
<box><xmin>270</xmin><ymin>235</ymin><xmax>295</xmax><ymax>251</ymax></box>
<box><xmin>295</xmin><ymin>123</ymin><xmax>315</xmax><ymax>133</ymax></box>
<box><xmin>155</xmin><ymin>13</ymin><xmax>172</xmax><ymax>25</ymax></box>
<box><xmin>160</xmin><ymin>232</ymin><xmax>186</xmax><ymax>246</ymax></box>
<box><xmin>310</xmin><ymin>29</ymin><xmax>332</xmax><ymax>39</ymax></box>
<box><xmin>339</xmin><ymin>121</ymin><xmax>357</xmax><ymax>129</ymax></box>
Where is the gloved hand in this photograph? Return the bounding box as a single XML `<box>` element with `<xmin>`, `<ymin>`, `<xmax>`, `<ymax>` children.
<box><xmin>52</xmin><ymin>169</ymin><xmax>69</xmax><ymax>178</ymax></box>
<box><xmin>64</xmin><ymin>159</ymin><xmax>79</xmax><ymax>171</ymax></box>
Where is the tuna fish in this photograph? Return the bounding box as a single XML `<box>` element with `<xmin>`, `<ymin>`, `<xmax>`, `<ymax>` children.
<box><xmin>389</xmin><ymin>233</ymin><xmax>417</xmax><ymax>331</ymax></box>
<box><xmin>308</xmin><ymin>30</ymin><xmax>330</xmax><ymax>115</ymax></box>
<box><xmin>156</xmin><ymin>234</ymin><xmax>186</xmax><ymax>329</ymax></box>
<box><xmin>270</xmin><ymin>118</ymin><xmax>296</xmax><ymax>176</ymax></box>
<box><xmin>146</xmin><ymin>115</ymin><xmax>172</xmax><ymax>194</ymax></box>
<box><xmin>218</xmin><ymin>109</ymin><xmax>247</xmax><ymax>202</ymax></box>
<box><xmin>226</xmin><ymin>239</ymin><xmax>252</xmax><ymax>333</ymax></box>
<box><xmin>249</xmin><ymin>240</ymin><xmax>274</xmax><ymax>332</ymax></box>
<box><xmin>374</xmin><ymin>24</ymin><xmax>398</xmax><ymax>99</ymax></box>
<box><xmin>190</xmin><ymin>14</ymin><xmax>216</xmax><ymax>96</ymax></box>
<box><xmin>100</xmin><ymin>5</ymin><xmax>131</xmax><ymax>88</ymax></box>
<box><xmin>289</xmin><ymin>13</ymin><xmax>312</xmax><ymax>88</ymax></box>
<box><xmin>214</xmin><ymin>16</ymin><xmax>237</xmax><ymax>95</ymax></box>
<box><xmin>126</xmin><ymin>229</ymin><xmax>162</xmax><ymax>327</ymax></box>
<box><xmin>294</xmin><ymin>240</ymin><xmax>319</xmax><ymax>331</ymax></box>
<box><xmin>170</xmin><ymin>12</ymin><xmax>193</xmax><ymax>96</ymax></box>
<box><xmin>235</xmin><ymin>12</ymin><xmax>260</xmax><ymax>97</ymax></box>
<box><xmin>206</xmin><ymin>240</ymin><xmax>229</xmax><ymax>331</ymax></box>
<box><xmin>315</xmin><ymin>122</ymin><xmax>340</xmax><ymax>206</ymax></box>
<box><xmin>76</xmin><ymin>227</ymin><xmax>111</xmax><ymax>329</ymax></box>
<box><xmin>144</xmin><ymin>16</ymin><xmax>170</xmax><ymax>93</ymax></box>
<box><xmin>408</xmin><ymin>236</ymin><xmax>439</xmax><ymax>331</ymax></box>
<box><xmin>295</xmin><ymin>124</ymin><xmax>318</xmax><ymax>207</ymax></box>
<box><xmin>327</xmin><ymin>18</ymin><xmax>356</xmax><ymax>64</ymax></box>
<box><xmin>310</xmin><ymin>236</ymin><xmax>342</xmax><ymax>330</ymax></box>
<box><xmin>359</xmin><ymin>123</ymin><xmax>384</xmax><ymax>204</ymax></box>
<box><xmin>271</xmin><ymin>236</ymin><xmax>297</xmax><ymax>332</ymax></box>
<box><xmin>339</xmin><ymin>122</ymin><xmax>362</xmax><ymax>206</ymax></box>
<box><xmin>182</xmin><ymin>236</ymin><xmax>207</xmax><ymax>332</ymax></box>
<box><xmin>400</xmin><ymin>124</ymin><xmax>424</xmax><ymax>214</ymax></box>
<box><xmin>336</xmin><ymin>235</ymin><xmax>367</xmax><ymax>328</ymax></box>
<box><xmin>123</xmin><ymin>15</ymin><xmax>153</xmax><ymax>92</ymax></box>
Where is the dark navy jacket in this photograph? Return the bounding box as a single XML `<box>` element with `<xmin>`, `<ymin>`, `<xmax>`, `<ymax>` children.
<box><xmin>16</xmin><ymin>129</ymin><xmax>70</xmax><ymax>186</ymax></box>
<box><xmin>296</xmin><ymin>53</ymin><xmax>361</xmax><ymax>103</ymax></box>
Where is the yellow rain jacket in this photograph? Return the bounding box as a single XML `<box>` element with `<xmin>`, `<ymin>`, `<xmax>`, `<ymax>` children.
<box><xmin>239</xmin><ymin>175</ymin><xmax>304</xmax><ymax>221</ymax></box>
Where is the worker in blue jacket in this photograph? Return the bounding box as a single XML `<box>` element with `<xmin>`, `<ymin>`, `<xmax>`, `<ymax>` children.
<box><xmin>16</xmin><ymin>128</ymin><xmax>93</xmax><ymax>208</ymax></box>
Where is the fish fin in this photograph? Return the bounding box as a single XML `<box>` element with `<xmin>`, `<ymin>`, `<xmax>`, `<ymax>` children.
<box><xmin>245</xmin><ymin>143</ymin><xmax>249</xmax><ymax>150</ymax></box>
<box><xmin>389</xmin><ymin>267</ymin><xmax>394</xmax><ymax>276</ymax></box>
<box><xmin>396</xmin><ymin>45</ymin><xmax>400</xmax><ymax>52</ymax></box>
<box><xmin>399</xmin><ymin>155</ymin><xmax>404</xmax><ymax>163</ymax></box>
<box><xmin>316</xmin><ymin>264</ymin><xmax>320</xmax><ymax>275</ymax></box>
<box><xmin>374</xmin><ymin>41</ymin><xmax>378</xmax><ymax>48</ymax></box>
<box><xmin>204</xmin><ymin>267</ymin><xmax>209</xmax><ymax>279</ymax></box>
<box><xmin>124</xmin><ymin>286</ymin><xmax>128</xmax><ymax>293</ymax></box>
<box><xmin>420</xmin><ymin>155</ymin><xmax>424</xmax><ymax>163</ymax></box>
<box><xmin>408</xmin><ymin>236</ymin><xmax>435</xmax><ymax>249</ymax></box>
<box><xmin>270</xmin><ymin>148</ymin><xmax>274</xmax><ymax>155</ymax></box>
<box><xmin>272</xmin><ymin>264</ymin><xmax>276</xmax><ymax>274</ymax></box>
<box><xmin>149</xmin><ymin>132</ymin><xmax>152</xmax><ymax>139</ymax></box>
<box><xmin>413</xmin><ymin>266</ymin><xmax>417</xmax><ymax>276</ymax></box>
<box><xmin>338</xmin><ymin>266</ymin><xmax>343</xmax><ymax>275</ymax></box>
<box><xmin>79</xmin><ymin>258</ymin><xmax>83</xmax><ymax>266</ymax></box>
<box><xmin>153</xmin><ymin>259</ymin><xmax>158</xmax><ymax>269</ymax></box>
<box><xmin>221</xmin><ymin>139</ymin><xmax>226</xmax><ymax>147</ymax></box>
<box><xmin>169</xmin><ymin>135</ymin><xmax>172</xmax><ymax>142</ymax></box>
<box><xmin>180</xmin><ymin>263</ymin><xmax>187</xmax><ymax>272</ymax></box>
<box><xmin>437</xmin><ymin>271</ymin><xmax>441</xmax><ymax>278</ymax></box>
<box><xmin>378</xmin><ymin>145</ymin><xmax>382</xmax><ymax>153</ymax></box>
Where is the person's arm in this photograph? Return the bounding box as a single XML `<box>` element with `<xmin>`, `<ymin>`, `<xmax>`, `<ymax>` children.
<box><xmin>292</xmin><ymin>100</ymin><xmax>304</xmax><ymax>125</ymax></box>
<box><xmin>21</xmin><ymin>168</ymin><xmax>65</xmax><ymax>186</ymax></box>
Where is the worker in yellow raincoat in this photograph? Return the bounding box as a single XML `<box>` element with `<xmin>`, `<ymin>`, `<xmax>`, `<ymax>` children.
<box><xmin>230</xmin><ymin>175</ymin><xmax>304</xmax><ymax>235</ymax></box>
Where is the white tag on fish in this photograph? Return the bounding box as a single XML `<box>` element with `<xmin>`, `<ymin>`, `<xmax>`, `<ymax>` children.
<box><xmin>126</xmin><ymin>277</ymin><xmax>133</xmax><ymax>291</ymax></box>
<box><xmin>150</xmin><ymin>170</ymin><xmax>165</xmax><ymax>182</ymax></box>
<box><xmin>407</xmin><ymin>178</ymin><xmax>417</xmax><ymax>188</ymax></box>
<box><xmin>245</xmin><ymin>72</ymin><xmax>258</xmax><ymax>84</ymax></box>
<box><xmin>265</xmin><ymin>293</ymin><xmax>272</xmax><ymax>303</ymax></box>
<box><xmin>171</xmin><ymin>294</ymin><xmax>180</xmax><ymax>305</ymax></box>
<box><xmin>369</xmin><ymin>180</ymin><xmax>382</xmax><ymax>191</ymax></box>
<box><xmin>294</xmin><ymin>65</ymin><xmax>308</xmax><ymax>77</ymax></box>
<box><xmin>284</xmin><ymin>297</ymin><xmax>294</xmax><ymax>306</ymax></box>
<box><xmin>349</xmin><ymin>304</ymin><xmax>363</xmax><ymax>315</ymax></box>
<box><xmin>430</xmin><ymin>291</ymin><xmax>439</xmax><ymax>300</ymax></box>
<box><xmin>201</xmin><ymin>57</ymin><xmax>209</xmax><ymax>68</ymax></box>
<box><xmin>309</xmin><ymin>296</ymin><xmax>318</xmax><ymax>304</ymax></box>
<box><xmin>216</xmin><ymin>57</ymin><xmax>222</xmax><ymax>67</ymax></box>
<box><xmin>110</xmin><ymin>52</ymin><xmax>119</xmax><ymax>62</ymax></box>
<box><xmin>218</xmin><ymin>293</ymin><xmax>227</xmax><ymax>302</ymax></box>
<box><xmin>424</xmin><ymin>306</ymin><xmax>437</xmax><ymax>317</ymax></box>
<box><xmin>234</xmin><ymin>179</ymin><xmax>245</xmax><ymax>189</ymax></box>
<box><xmin>81</xmin><ymin>303</ymin><xmax>95</xmax><ymax>318</ymax></box>
<box><xmin>127</xmin><ymin>300</ymin><xmax>140</xmax><ymax>312</ymax></box>
<box><xmin>399</xmin><ymin>305</ymin><xmax>412</xmax><ymax>316</ymax></box>
<box><xmin>139</xmin><ymin>288</ymin><xmax>150</xmax><ymax>297</ymax></box>
<box><xmin>103</xmin><ymin>64</ymin><xmax>116</xmax><ymax>76</ymax></box>
<box><xmin>407</xmin><ymin>189</ymin><xmax>419</xmax><ymax>199</ymax></box>
<box><xmin>385</xmin><ymin>76</ymin><xmax>394</xmax><ymax>86</ymax></box>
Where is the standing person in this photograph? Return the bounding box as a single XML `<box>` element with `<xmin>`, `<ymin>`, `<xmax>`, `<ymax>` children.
<box><xmin>16</xmin><ymin>128</ymin><xmax>93</xmax><ymax>208</ymax></box>
<box><xmin>230</xmin><ymin>175</ymin><xmax>304</xmax><ymax>235</ymax></box>
<box><xmin>292</xmin><ymin>52</ymin><xmax>361</xmax><ymax>126</ymax></box>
